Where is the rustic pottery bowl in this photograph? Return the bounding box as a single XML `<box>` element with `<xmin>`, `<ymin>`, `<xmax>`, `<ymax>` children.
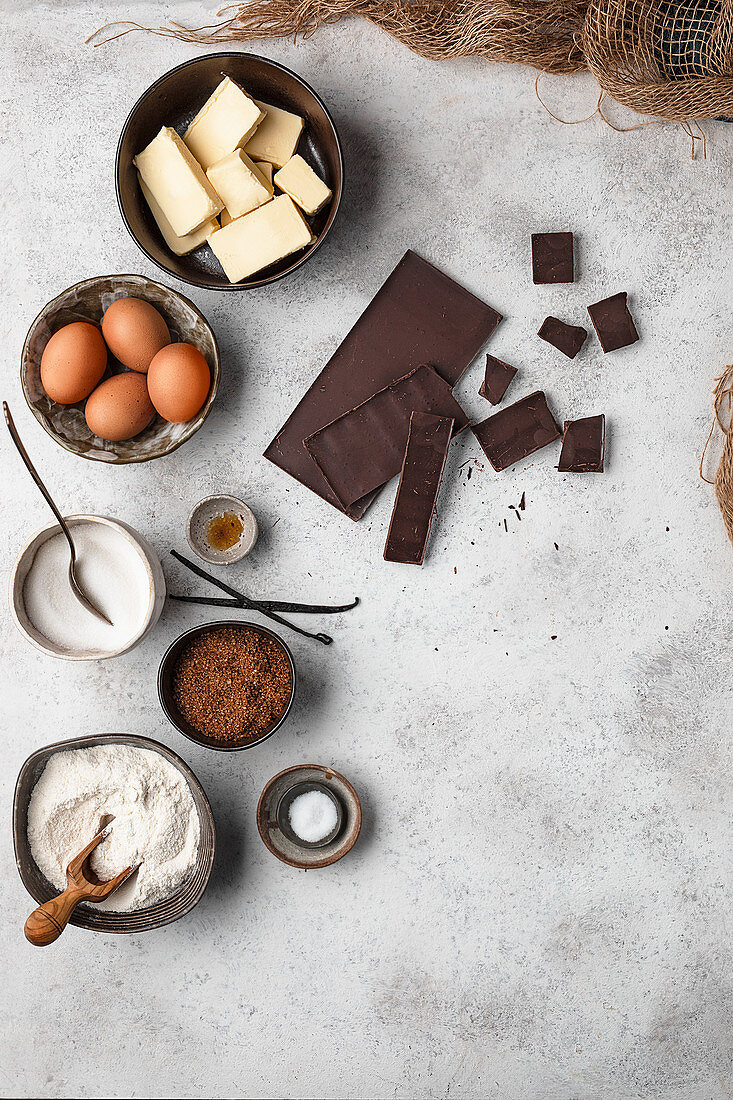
<box><xmin>276</xmin><ymin>780</ymin><xmax>344</xmax><ymax>849</ymax></box>
<box><xmin>21</xmin><ymin>273</ymin><xmax>220</xmax><ymax>463</ymax></box>
<box><xmin>116</xmin><ymin>52</ymin><xmax>343</xmax><ymax>289</ymax></box>
<box><xmin>9</xmin><ymin>515</ymin><xmax>166</xmax><ymax>661</ymax></box>
<box><xmin>186</xmin><ymin>494</ymin><xmax>259</xmax><ymax>565</ymax></box>
<box><xmin>158</xmin><ymin>619</ymin><xmax>296</xmax><ymax>751</ymax></box>
<box><xmin>258</xmin><ymin>764</ymin><xmax>362</xmax><ymax>868</ymax></box>
<box><xmin>13</xmin><ymin>733</ymin><xmax>216</xmax><ymax>935</ymax></box>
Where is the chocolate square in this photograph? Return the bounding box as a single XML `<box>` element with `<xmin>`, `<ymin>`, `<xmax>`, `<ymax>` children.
<box><xmin>472</xmin><ymin>390</ymin><xmax>560</xmax><ymax>471</ymax></box>
<box><xmin>558</xmin><ymin>415</ymin><xmax>605</xmax><ymax>472</ymax></box>
<box><xmin>538</xmin><ymin>316</ymin><xmax>587</xmax><ymax>359</ymax></box>
<box><xmin>587</xmin><ymin>292</ymin><xmax>638</xmax><ymax>353</ymax></box>
<box><xmin>532</xmin><ymin>232</ymin><xmax>574</xmax><ymax>284</ymax></box>
<box><xmin>478</xmin><ymin>354</ymin><xmax>517</xmax><ymax>405</ymax></box>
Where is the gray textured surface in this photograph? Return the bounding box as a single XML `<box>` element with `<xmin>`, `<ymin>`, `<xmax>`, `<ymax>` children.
<box><xmin>1</xmin><ymin>4</ymin><xmax>732</xmax><ymax>1098</ymax></box>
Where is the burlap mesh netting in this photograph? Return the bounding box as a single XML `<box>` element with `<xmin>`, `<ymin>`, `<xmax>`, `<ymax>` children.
<box><xmin>91</xmin><ymin>0</ymin><xmax>733</xmax><ymax>123</ymax></box>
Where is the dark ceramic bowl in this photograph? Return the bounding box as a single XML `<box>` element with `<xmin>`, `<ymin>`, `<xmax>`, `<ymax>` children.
<box><xmin>13</xmin><ymin>733</ymin><xmax>216</xmax><ymax>934</ymax></box>
<box><xmin>158</xmin><ymin>620</ymin><xmax>296</xmax><ymax>751</ymax></box>
<box><xmin>277</xmin><ymin>780</ymin><xmax>344</xmax><ymax>849</ymax></box>
<box><xmin>258</xmin><ymin>764</ymin><xmax>362</xmax><ymax>868</ymax></box>
<box><xmin>116</xmin><ymin>53</ymin><xmax>343</xmax><ymax>289</ymax></box>
<box><xmin>21</xmin><ymin>274</ymin><xmax>220</xmax><ymax>463</ymax></box>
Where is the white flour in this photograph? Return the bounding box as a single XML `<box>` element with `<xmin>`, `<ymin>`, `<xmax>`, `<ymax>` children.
<box><xmin>27</xmin><ymin>744</ymin><xmax>200</xmax><ymax>912</ymax></box>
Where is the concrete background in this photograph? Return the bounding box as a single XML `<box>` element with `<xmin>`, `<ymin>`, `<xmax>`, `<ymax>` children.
<box><xmin>1</xmin><ymin>3</ymin><xmax>731</xmax><ymax>1097</ymax></box>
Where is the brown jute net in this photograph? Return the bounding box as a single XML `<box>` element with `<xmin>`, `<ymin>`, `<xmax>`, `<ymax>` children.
<box><xmin>89</xmin><ymin>0</ymin><xmax>733</xmax><ymax>123</ymax></box>
<box><xmin>701</xmin><ymin>365</ymin><xmax>733</xmax><ymax>547</ymax></box>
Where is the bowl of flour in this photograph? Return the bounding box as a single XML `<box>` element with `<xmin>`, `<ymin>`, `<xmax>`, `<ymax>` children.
<box><xmin>14</xmin><ymin>734</ymin><xmax>215</xmax><ymax>934</ymax></box>
<box><xmin>10</xmin><ymin>515</ymin><xmax>166</xmax><ymax>660</ymax></box>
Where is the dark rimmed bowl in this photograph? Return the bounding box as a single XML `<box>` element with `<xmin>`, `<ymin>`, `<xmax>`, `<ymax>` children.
<box><xmin>258</xmin><ymin>764</ymin><xmax>362</xmax><ymax>869</ymax></box>
<box><xmin>158</xmin><ymin>620</ymin><xmax>296</xmax><ymax>751</ymax></box>
<box><xmin>116</xmin><ymin>52</ymin><xmax>343</xmax><ymax>290</ymax></box>
<box><xmin>13</xmin><ymin>733</ymin><xmax>215</xmax><ymax>934</ymax></box>
<box><xmin>277</xmin><ymin>780</ymin><xmax>344</xmax><ymax>849</ymax></box>
<box><xmin>21</xmin><ymin>273</ymin><xmax>220</xmax><ymax>463</ymax></box>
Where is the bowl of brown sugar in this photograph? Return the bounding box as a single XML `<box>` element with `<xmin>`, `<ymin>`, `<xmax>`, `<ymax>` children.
<box><xmin>158</xmin><ymin>620</ymin><xmax>295</xmax><ymax>750</ymax></box>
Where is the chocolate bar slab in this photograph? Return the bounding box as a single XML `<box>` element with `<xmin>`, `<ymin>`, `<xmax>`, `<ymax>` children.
<box><xmin>472</xmin><ymin>390</ymin><xmax>560</xmax><ymax>471</ymax></box>
<box><xmin>532</xmin><ymin>232</ymin><xmax>574</xmax><ymax>284</ymax></box>
<box><xmin>538</xmin><ymin>316</ymin><xmax>587</xmax><ymax>359</ymax></box>
<box><xmin>479</xmin><ymin>354</ymin><xmax>517</xmax><ymax>405</ymax></box>
<box><xmin>558</xmin><ymin>415</ymin><xmax>605</xmax><ymax>472</ymax></box>
<box><xmin>264</xmin><ymin>250</ymin><xmax>502</xmax><ymax>518</ymax></box>
<box><xmin>304</xmin><ymin>364</ymin><xmax>468</xmax><ymax>509</ymax></box>
<box><xmin>384</xmin><ymin>412</ymin><xmax>454</xmax><ymax>565</ymax></box>
<box><xmin>587</xmin><ymin>292</ymin><xmax>638</xmax><ymax>352</ymax></box>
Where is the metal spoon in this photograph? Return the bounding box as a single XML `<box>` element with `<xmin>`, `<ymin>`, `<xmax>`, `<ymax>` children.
<box><xmin>3</xmin><ymin>402</ymin><xmax>113</xmax><ymax>626</ymax></box>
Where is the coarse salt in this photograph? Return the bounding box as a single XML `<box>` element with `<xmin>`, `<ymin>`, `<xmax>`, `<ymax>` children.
<box><xmin>288</xmin><ymin>790</ymin><xmax>339</xmax><ymax>843</ymax></box>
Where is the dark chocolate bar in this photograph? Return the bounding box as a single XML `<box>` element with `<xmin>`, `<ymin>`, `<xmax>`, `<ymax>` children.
<box><xmin>304</xmin><ymin>364</ymin><xmax>468</xmax><ymax>509</ymax></box>
<box><xmin>384</xmin><ymin>412</ymin><xmax>454</xmax><ymax>566</ymax></box>
<box><xmin>264</xmin><ymin>251</ymin><xmax>502</xmax><ymax>518</ymax></box>
<box><xmin>538</xmin><ymin>316</ymin><xmax>587</xmax><ymax>359</ymax></box>
<box><xmin>472</xmin><ymin>391</ymin><xmax>560</xmax><ymax>471</ymax></box>
<box><xmin>558</xmin><ymin>415</ymin><xmax>605</xmax><ymax>472</ymax></box>
<box><xmin>479</xmin><ymin>354</ymin><xmax>517</xmax><ymax>405</ymax></box>
<box><xmin>532</xmin><ymin>232</ymin><xmax>574</xmax><ymax>284</ymax></box>
<box><xmin>587</xmin><ymin>293</ymin><xmax>638</xmax><ymax>353</ymax></box>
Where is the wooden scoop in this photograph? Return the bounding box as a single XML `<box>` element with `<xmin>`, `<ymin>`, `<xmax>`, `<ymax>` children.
<box><xmin>24</xmin><ymin>824</ymin><xmax>135</xmax><ymax>947</ymax></box>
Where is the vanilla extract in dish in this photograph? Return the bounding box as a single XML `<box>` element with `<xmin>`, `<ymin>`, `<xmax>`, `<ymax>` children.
<box><xmin>206</xmin><ymin>511</ymin><xmax>244</xmax><ymax>551</ymax></box>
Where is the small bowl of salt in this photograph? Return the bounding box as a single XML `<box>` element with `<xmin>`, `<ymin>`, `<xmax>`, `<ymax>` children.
<box><xmin>277</xmin><ymin>781</ymin><xmax>343</xmax><ymax>849</ymax></box>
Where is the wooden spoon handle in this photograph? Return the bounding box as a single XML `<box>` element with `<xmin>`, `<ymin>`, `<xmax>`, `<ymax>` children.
<box><xmin>24</xmin><ymin>885</ymin><xmax>87</xmax><ymax>947</ymax></box>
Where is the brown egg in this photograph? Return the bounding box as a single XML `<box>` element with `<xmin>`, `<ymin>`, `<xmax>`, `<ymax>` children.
<box><xmin>85</xmin><ymin>372</ymin><xmax>156</xmax><ymax>441</ymax></box>
<box><xmin>147</xmin><ymin>343</ymin><xmax>211</xmax><ymax>424</ymax></box>
<box><xmin>40</xmin><ymin>322</ymin><xmax>107</xmax><ymax>404</ymax></box>
<box><xmin>101</xmin><ymin>297</ymin><xmax>170</xmax><ymax>374</ymax></box>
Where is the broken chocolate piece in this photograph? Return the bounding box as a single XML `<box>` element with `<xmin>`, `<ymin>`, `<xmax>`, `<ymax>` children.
<box><xmin>479</xmin><ymin>354</ymin><xmax>517</xmax><ymax>405</ymax></box>
<box><xmin>472</xmin><ymin>391</ymin><xmax>560</xmax><ymax>471</ymax></box>
<box><xmin>587</xmin><ymin>292</ymin><xmax>638</xmax><ymax>353</ymax></box>
<box><xmin>384</xmin><ymin>411</ymin><xmax>454</xmax><ymax>566</ymax></box>
<box><xmin>264</xmin><ymin>250</ymin><xmax>502</xmax><ymax>518</ymax></box>
<box><xmin>304</xmin><ymin>364</ymin><xmax>469</xmax><ymax>510</ymax></box>
<box><xmin>558</xmin><ymin>415</ymin><xmax>605</xmax><ymax>472</ymax></box>
<box><xmin>538</xmin><ymin>316</ymin><xmax>587</xmax><ymax>359</ymax></box>
<box><xmin>532</xmin><ymin>232</ymin><xmax>574</xmax><ymax>284</ymax></box>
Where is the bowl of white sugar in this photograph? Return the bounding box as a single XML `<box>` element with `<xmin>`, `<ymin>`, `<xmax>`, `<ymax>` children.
<box><xmin>10</xmin><ymin>515</ymin><xmax>166</xmax><ymax>660</ymax></box>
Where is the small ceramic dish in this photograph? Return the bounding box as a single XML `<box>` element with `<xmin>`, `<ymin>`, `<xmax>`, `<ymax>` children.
<box><xmin>158</xmin><ymin>620</ymin><xmax>296</xmax><ymax>751</ymax></box>
<box><xmin>186</xmin><ymin>494</ymin><xmax>258</xmax><ymax>565</ymax></box>
<box><xmin>116</xmin><ymin>52</ymin><xmax>343</xmax><ymax>290</ymax></box>
<box><xmin>21</xmin><ymin>273</ymin><xmax>220</xmax><ymax>463</ymax></box>
<box><xmin>258</xmin><ymin>765</ymin><xmax>362</xmax><ymax>868</ymax></box>
<box><xmin>9</xmin><ymin>515</ymin><xmax>166</xmax><ymax>661</ymax></box>
<box><xmin>13</xmin><ymin>733</ymin><xmax>215</xmax><ymax>935</ymax></box>
<box><xmin>277</xmin><ymin>780</ymin><xmax>344</xmax><ymax>849</ymax></box>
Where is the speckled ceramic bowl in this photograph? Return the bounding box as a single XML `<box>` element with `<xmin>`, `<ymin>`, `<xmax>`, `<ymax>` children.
<box><xmin>258</xmin><ymin>764</ymin><xmax>362</xmax><ymax>868</ymax></box>
<box><xmin>186</xmin><ymin>494</ymin><xmax>259</xmax><ymax>565</ymax></box>
<box><xmin>21</xmin><ymin>274</ymin><xmax>220</xmax><ymax>463</ymax></box>
<box><xmin>13</xmin><ymin>733</ymin><xmax>215</xmax><ymax>935</ymax></box>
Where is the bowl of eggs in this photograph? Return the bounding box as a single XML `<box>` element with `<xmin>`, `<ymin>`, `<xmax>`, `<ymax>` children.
<box><xmin>21</xmin><ymin>274</ymin><xmax>220</xmax><ymax>463</ymax></box>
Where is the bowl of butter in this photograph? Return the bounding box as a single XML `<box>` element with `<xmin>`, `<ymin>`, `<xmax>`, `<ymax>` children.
<box><xmin>116</xmin><ymin>53</ymin><xmax>343</xmax><ymax>290</ymax></box>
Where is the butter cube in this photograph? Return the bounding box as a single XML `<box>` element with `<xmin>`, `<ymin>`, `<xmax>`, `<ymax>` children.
<box><xmin>138</xmin><ymin>175</ymin><xmax>218</xmax><ymax>255</ymax></box>
<box><xmin>254</xmin><ymin>161</ymin><xmax>273</xmax><ymax>186</ymax></box>
<box><xmin>244</xmin><ymin>101</ymin><xmax>304</xmax><ymax>168</ymax></box>
<box><xmin>134</xmin><ymin>126</ymin><xmax>223</xmax><ymax>236</ymax></box>
<box><xmin>209</xmin><ymin>195</ymin><xmax>315</xmax><ymax>282</ymax></box>
<box><xmin>274</xmin><ymin>155</ymin><xmax>332</xmax><ymax>216</ymax></box>
<box><xmin>184</xmin><ymin>77</ymin><xmax>265</xmax><ymax>170</ymax></box>
<box><xmin>206</xmin><ymin>149</ymin><xmax>274</xmax><ymax>219</ymax></box>
<box><xmin>220</xmin><ymin>209</ymin><xmax>232</xmax><ymax>228</ymax></box>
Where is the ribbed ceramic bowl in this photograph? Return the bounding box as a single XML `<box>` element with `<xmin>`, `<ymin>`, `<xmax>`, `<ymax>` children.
<box><xmin>13</xmin><ymin>733</ymin><xmax>216</xmax><ymax>934</ymax></box>
<box><xmin>21</xmin><ymin>274</ymin><xmax>220</xmax><ymax>463</ymax></box>
<box><xmin>116</xmin><ymin>53</ymin><xmax>343</xmax><ymax>289</ymax></box>
<box><xmin>158</xmin><ymin>620</ymin><xmax>296</xmax><ymax>751</ymax></box>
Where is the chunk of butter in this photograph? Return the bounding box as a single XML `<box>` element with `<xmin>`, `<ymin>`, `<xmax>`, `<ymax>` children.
<box><xmin>254</xmin><ymin>160</ymin><xmax>273</xmax><ymax>186</ymax></box>
<box><xmin>184</xmin><ymin>77</ymin><xmax>265</xmax><ymax>170</ymax></box>
<box><xmin>206</xmin><ymin>149</ymin><xmax>274</xmax><ymax>219</ymax></box>
<box><xmin>274</xmin><ymin>154</ymin><xmax>332</xmax><ymax>216</ymax></box>
<box><xmin>138</xmin><ymin>175</ymin><xmax>218</xmax><ymax>256</ymax></box>
<box><xmin>243</xmin><ymin>101</ymin><xmax>304</xmax><ymax>168</ymax></box>
<box><xmin>209</xmin><ymin>194</ymin><xmax>315</xmax><ymax>282</ymax></box>
<box><xmin>220</xmin><ymin>209</ymin><xmax>232</xmax><ymax>228</ymax></box>
<box><xmin>134</xmin><ymin>126</ymin><xmax>223</xmax><ymax>236</ymax></box>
